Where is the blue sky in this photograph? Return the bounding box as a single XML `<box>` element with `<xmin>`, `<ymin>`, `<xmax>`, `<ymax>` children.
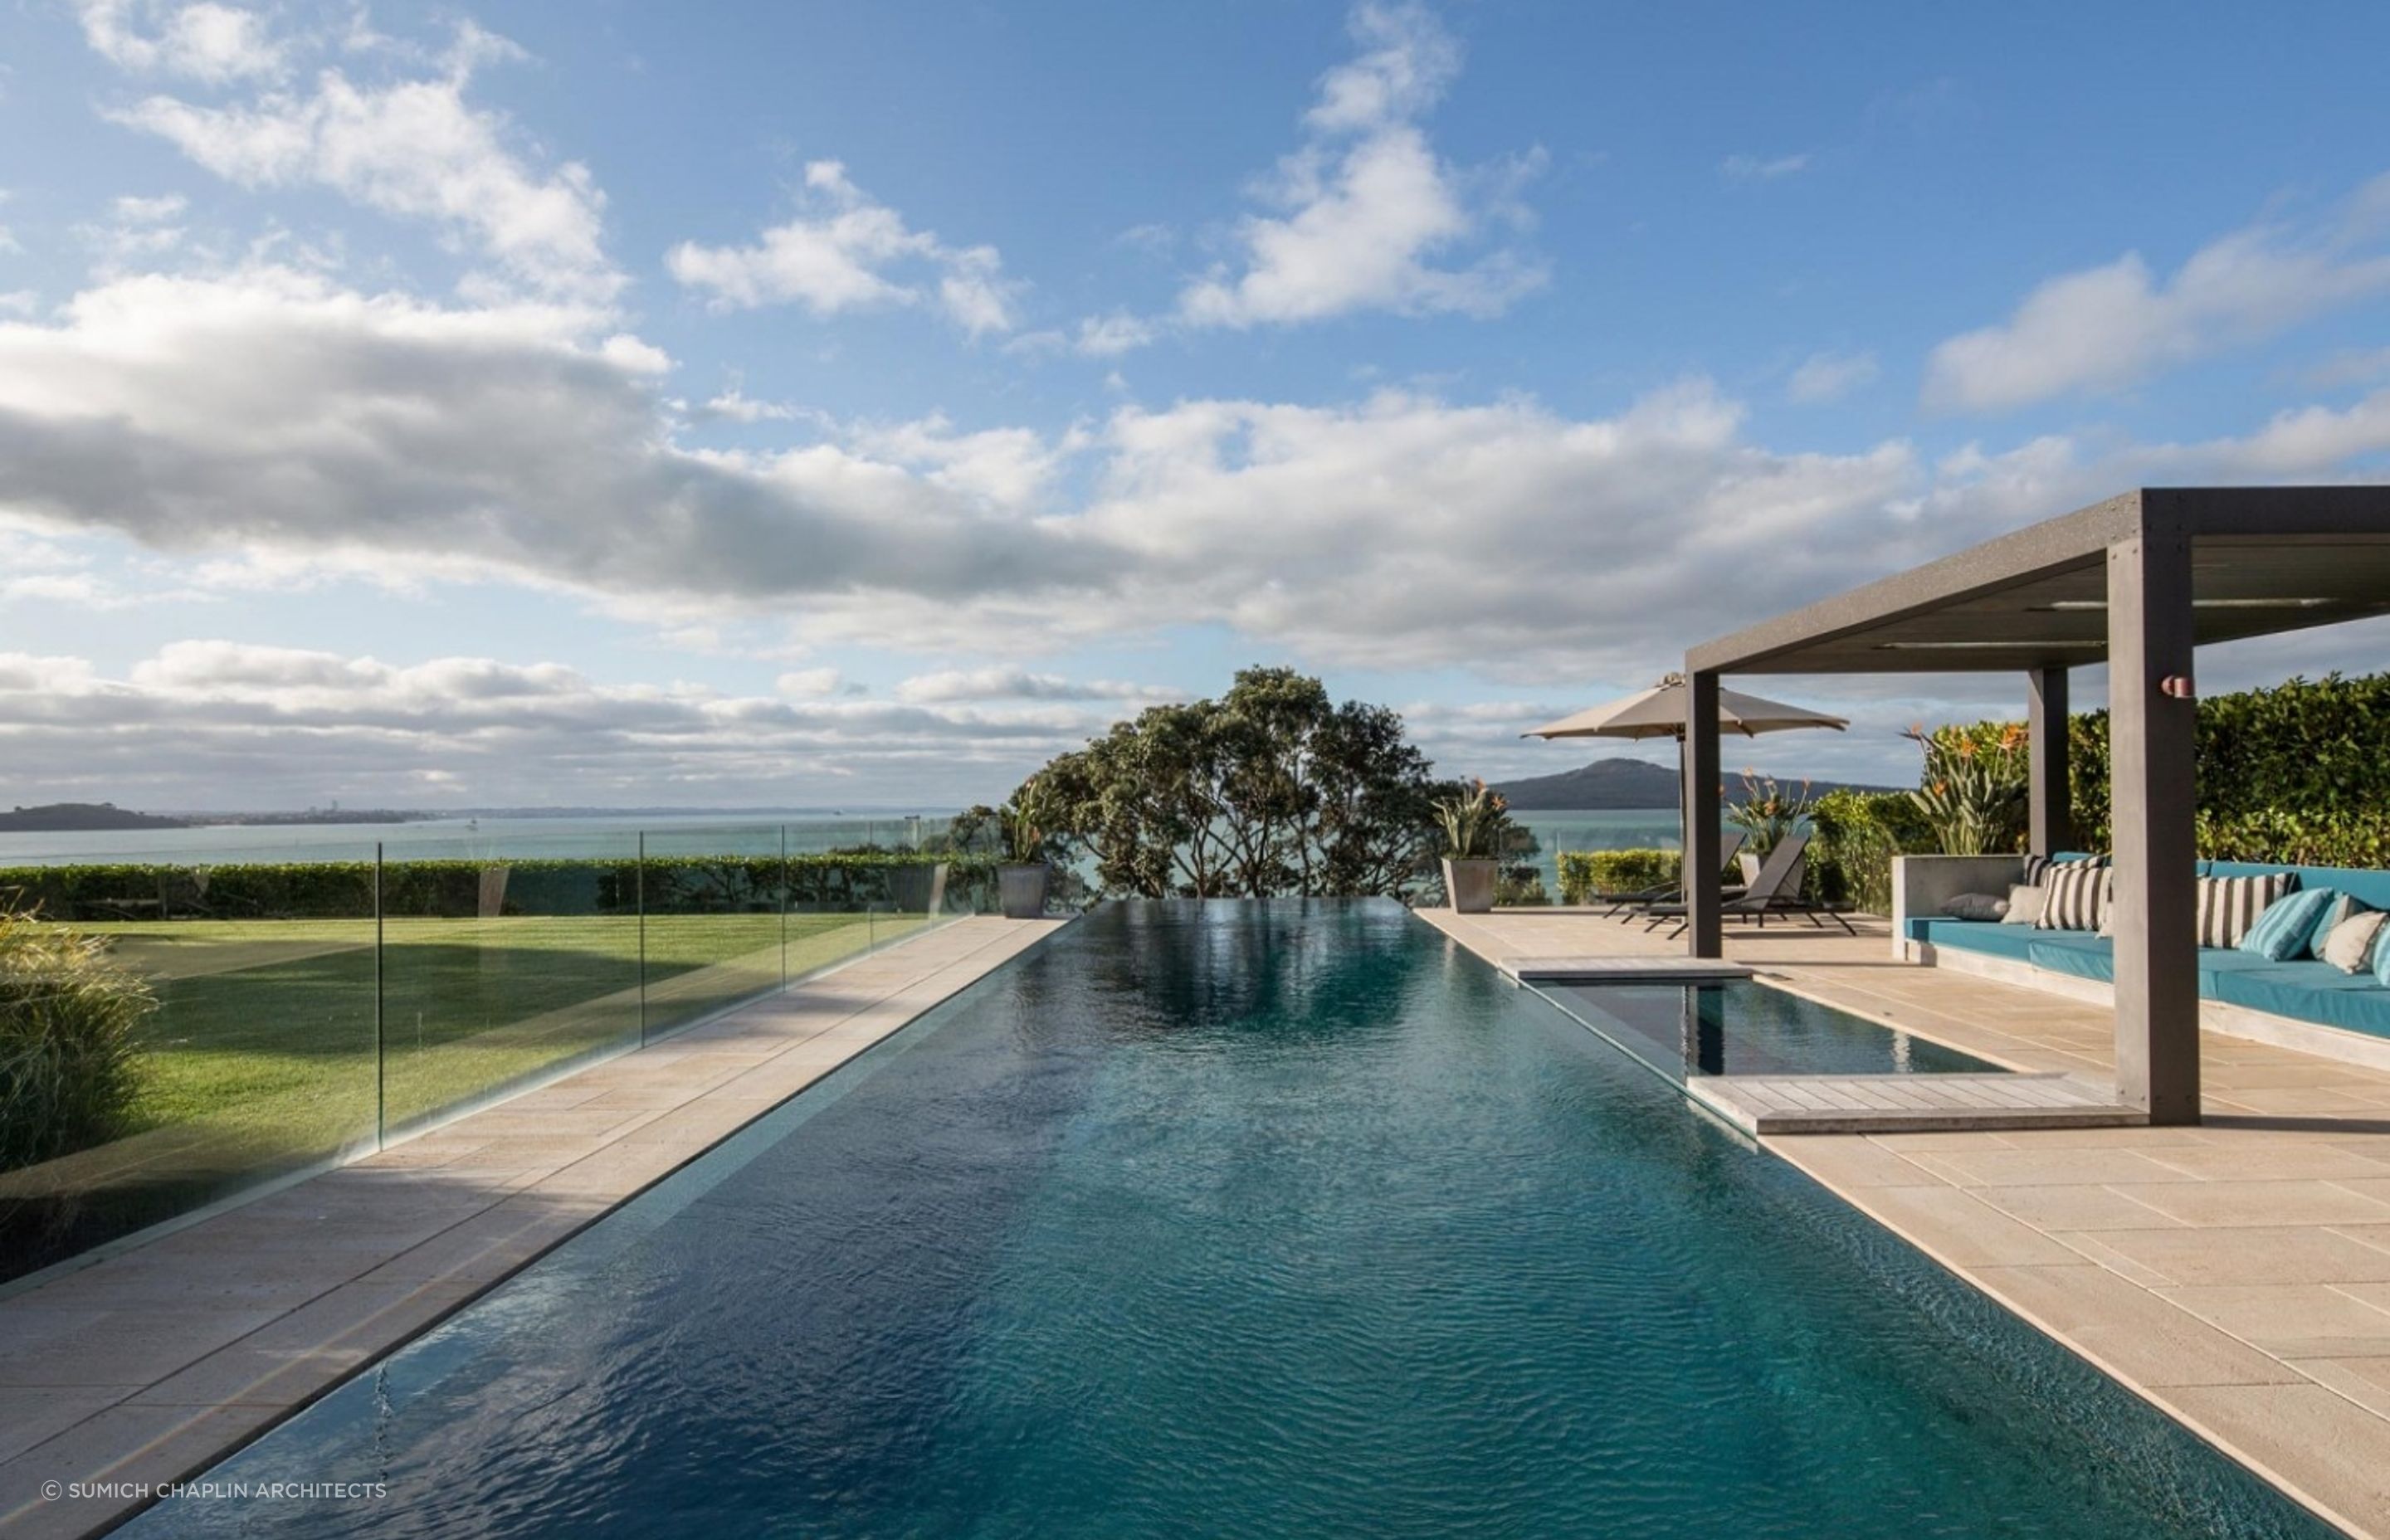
<box><xmin>4</xmin><ymin>0</ymin><xmax>2390</xmax><ymax>809</ymax></box>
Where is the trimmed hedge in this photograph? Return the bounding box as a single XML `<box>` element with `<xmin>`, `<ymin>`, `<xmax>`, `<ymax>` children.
<box><xmin>1556</xmin><ymin>849</ymin><xmax>1680</xmax><ymax>904</ymax></box>
<box><xmin>0</xmin><ymin>853</ymin><xmax>996</xmax><ymax>923</ymax></box>
<box><xmin>1952</xmin><ymin>671</ymin><xmax>2390</xmax><ymax>869</ymax></box>
<box><xmin>1807</xmin><ymin>790</ymin><xmax>1933</xmax><ymax>915</ymax></box>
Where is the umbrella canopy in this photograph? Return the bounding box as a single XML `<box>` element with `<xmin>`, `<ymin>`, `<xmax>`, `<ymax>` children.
<box><xmin>1523</xmin><ymin>672</ymin><xmax>1848</xmax><ymax>741</ymax></box>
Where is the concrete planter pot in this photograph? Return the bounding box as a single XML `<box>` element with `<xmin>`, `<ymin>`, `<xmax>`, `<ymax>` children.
<box><xmin>997</xmin><ymin>864</ymin><xmax>1051</xmax><ymax>919</ymax></box>
<box><xmin>887</xmin><ymin>861</ymin><xmax>950</xmax><ymax>916</ymax></box>
<box><xmin>1442</xmin><ymin>857</ymin><xmax>1500</xmax><ymax>914</ymax></box>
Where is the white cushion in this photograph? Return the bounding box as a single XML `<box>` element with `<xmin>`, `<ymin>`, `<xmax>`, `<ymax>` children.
<box><xmin>2001</xmin><ymin>885</ymin><xmax>2046</xmax><ymax>926</ymax></box>
<box><xmin>2323</xmin><ymin>910</ymin><xmax>2389</xmax><ymax>974</ymax></box>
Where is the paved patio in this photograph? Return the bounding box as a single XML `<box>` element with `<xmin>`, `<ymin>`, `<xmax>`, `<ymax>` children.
<box><xmin>0</xmin><ymin>916</ymin><xmax>1065</xmax><ymax>1540</ymax></box>
<box><xmin>1424</xmin><ymin>905</ymin><xmax>2390</xmax><ymax>1539</ymax></box>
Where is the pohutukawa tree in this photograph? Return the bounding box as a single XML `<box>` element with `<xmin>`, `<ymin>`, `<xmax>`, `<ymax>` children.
<box><xmin>991</xmin><ymin>666</ymin><xmax>1459</xmax><ymax>901</ymax></box>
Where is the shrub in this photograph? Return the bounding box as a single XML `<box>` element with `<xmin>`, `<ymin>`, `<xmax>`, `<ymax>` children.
<box><xmin>0</xmin><ymin>908</ymin><xmax>154</xmax><ymax>1171</ymax></box>
<box><xmin>1807</xmin><ymin>790</ymin><xmax>1934</xmax><ymax>914</ymax></box>
<box><xmin>1726</xmin><ymin>773</ymin><xmax>1814</xmax><ymax>858</ymax></box>
<box><xmin>1556</xmin><ymin>848</ymin><xmax>1680</xmax><ymax>904</ymax></box>
<box><xmin>1905</xmin><ymin>722</ymin><xmax>2028</xmax><ymax>855</ymax></box>
<box><xmin>1495</xmin><ymin>866</ymin><xmax>1551</xmax><ymax>906</ymax></box>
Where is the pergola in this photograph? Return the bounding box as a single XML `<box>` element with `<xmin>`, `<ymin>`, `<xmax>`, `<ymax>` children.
<box><xmin>1680</xmin><ymin>487</ymin><xmax>2390</xmax><ymax>1124</ymax></box>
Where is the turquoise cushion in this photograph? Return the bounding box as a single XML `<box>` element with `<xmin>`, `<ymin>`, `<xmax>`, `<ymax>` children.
<box><xmin>2241</xmin><ymin>887</ymin><xmax>2338</xmax><ymax>961</ymax></box>
<box><xmin>2027</xmin><ymin>933</ymin><xmax>2114</xmax><ymax>982</ymax></box>
<box><xmin>2208</xmin><ymin>961</ymin><xmax>2390</xmax><ymax>1041</ymax></box>
<box><xmin>1908</xmin><ymin>919</ymin><xmax>2039</xmax><ymax>962</ymax></box>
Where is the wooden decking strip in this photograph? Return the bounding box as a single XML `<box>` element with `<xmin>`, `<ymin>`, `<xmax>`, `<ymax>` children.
<box><xmin>1497</xmin><ymin>955</ymin><xmax>1755</xmax><ymax>982</ymax></box>
<box><xmin>1690</xmin><ymin>1073</ymin><xmax>2139</xmax><ymax>1134</ymax></box>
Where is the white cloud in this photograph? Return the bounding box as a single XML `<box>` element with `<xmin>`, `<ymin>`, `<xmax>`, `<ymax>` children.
<box><xmin>1721</xmin><ymin>153</ymin><xmax>1810</xmax><ymax>181</ymax></box>
<box><xmin>1925</xmin><ymin>177</ymin><xmax>2390</xmax><ymax>413</ymax></box>
<box><xmin>0</xmin><ymin>266</ymin><xmax>1096</xmax><ymax>612</ymax></box>
<box><xmin>105</xmin><ymin>34</ymin><xmax>621</xmax><ymax>302</ymax></box>
<box><xmin>774</xmin><ymin>666</ymin><xmax>843</xmax><ymax>698</ymax></box>
<box><xmin>0</xmin><ymin>292</ymin><xmax>35</xmax><ymax>317</ymax></box>
<box><xmin>0</xmin><ymin>641</ymin><xmax>1108</xmax><ymax>807</ymax></box>
<box><xmin>1074</xmin><ymin>311</ymin><xmax>1156</xmax><ymax>357</ymax></box>
<box><xmin>894</xmin><ymin>669</ymin><xmax>1162</xmax><ymax>704</ymax></box>
<box><xmin>667</xmin><ymin>160</ymin><xmax>1018</xmax><ymax>335</ymax></box>
<box><xmin>80</xmin><ymin>1</ymin><xmax>285</xmax><ymax>83</ymax></box>
<box><xmin>12</xmin><ymin>265</ymin><xmax>2390</xmax><ymax>702</ymax></box>
<box><xmin>112</xmin><ymin>192</ymin><xmax>188</xmax><ymax>225</ymax></box>
<box><xmin>695</xmin><ymin>385</ymin><xmax>800</xmax><ymax>424</ymax></box>
<box><xmin>1786</xmin><ymin>349</ymin><xmax>1879</xmax><ymax>404</ymax></box>
<box><xmin>1175</xmin><ymin>2</ymin><xmax>1545</xmax><ymax>329</ymax></box>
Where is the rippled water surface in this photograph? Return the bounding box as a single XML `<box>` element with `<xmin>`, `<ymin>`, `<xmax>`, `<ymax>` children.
<box><xmin>128</xmin><ymin>900</ymin><xmax>2324</xmax><ymax>1539</ymax></box>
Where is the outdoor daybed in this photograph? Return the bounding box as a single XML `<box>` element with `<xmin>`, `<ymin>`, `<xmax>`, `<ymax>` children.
<box><xmin>1895</xmin><ymin>855</ymin><xmax>2390</xmax><ymax>1071</ymax></box>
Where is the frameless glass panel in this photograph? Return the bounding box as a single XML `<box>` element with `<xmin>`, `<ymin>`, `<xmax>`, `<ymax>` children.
<box><xmin>637</xmin><ymin>825</ymin><xmax>787</xmax><ymax>1039</ymax></box>
<box><xmin>784</xmin><ymin>828</ymin><xmax>885</xmax><ymax>982</ymax></box>
<box><xmin>376</xmin><ymin>829</ymin><xmax>641</xmax><ymax>1138</ymax></box>
<box><xmin>0</xmin><ymin>839</ymin><xmax>377</xmax><ymax>1284</ymax></box>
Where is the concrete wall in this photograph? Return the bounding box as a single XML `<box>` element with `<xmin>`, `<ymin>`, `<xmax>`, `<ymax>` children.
<box><xmin>1890</xmin><ymin>854</ymin><xmax>2027</xmax><ymax>959</ymax></box>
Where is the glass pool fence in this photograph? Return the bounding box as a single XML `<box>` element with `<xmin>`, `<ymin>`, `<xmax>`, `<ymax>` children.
<box><xmin>0</xmin><ymin>819</ymin><xmax>997</xmax><ymax>1288</ymax></box>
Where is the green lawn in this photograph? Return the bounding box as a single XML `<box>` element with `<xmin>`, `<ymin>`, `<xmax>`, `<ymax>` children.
<box><xmin>2</xmin><ymin>908</ymin><xmax>933</xmax><ymax>1209</ymax></box>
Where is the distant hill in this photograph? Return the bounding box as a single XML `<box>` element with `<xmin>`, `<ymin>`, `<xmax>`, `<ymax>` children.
<box><xmin>0</xmin><ymin>802</ymin><xmax>190</xmax><ymax>831</ymax></box>
<box><xmin>1490</xmin><ymin>758</ymin><xmax>1901</xmax><ymax>811</ymax></box>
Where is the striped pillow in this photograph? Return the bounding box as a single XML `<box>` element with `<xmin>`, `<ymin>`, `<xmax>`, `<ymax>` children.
<box><xmin>2239</xmin><ymin>886</ymin><xmax>2337</xmax><ymax>960</ymax></box>
<box><xmin>2196</xmin><ymin>873</ymin><xmax>2295</xmax><ymax>950</ymax></box>
<box><xmin>2023</xmin><ymin>852</ymin><xmax>2110</xmax><ymax>889</ymax></box>
<box><xmin>2036</xmin><ymin>863</ymin><xmax>2110</xmax><ymax>932</ymax></box>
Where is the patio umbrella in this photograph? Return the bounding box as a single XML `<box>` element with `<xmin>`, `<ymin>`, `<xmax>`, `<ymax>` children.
<box><xmin>1521</xmin><ymin>672</ymin><xmax>1848</xmax><ymax>850</ymax></box>
<box><xmin>1523</xmin><ymin>672</ymin><xmax>1850</xmax><ymax>743</ymax></box>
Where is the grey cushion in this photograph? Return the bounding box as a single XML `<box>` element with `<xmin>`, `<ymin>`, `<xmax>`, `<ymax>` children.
<box><xmin>1943</xmin><ymin>892</ymin><xmax>2009</xmax><ymax>921</ymax></box>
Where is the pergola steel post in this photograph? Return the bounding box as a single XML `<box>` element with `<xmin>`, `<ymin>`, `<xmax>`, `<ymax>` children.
<box><xmin>1685</xmin><ymin>669</ymin><xmax>1724</xmax><ymax>958</ymax></box>
<box><xmin>2027</xmin><ymin>665</ymin><xmax>2072</xmax><ymax>856</ymax></box>
<box><xmin>2108</xmin><ymin>527</ymin><xmax>2201</xmax><ymax>1123</ymax></box>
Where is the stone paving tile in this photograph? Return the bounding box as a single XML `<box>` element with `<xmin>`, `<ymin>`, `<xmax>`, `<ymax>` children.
<box><xmin>2290</xmin><ymin>1356</ymin><xmax>2390</xmax><ymax>1421</ymax></box>
<box><xmin>2157</xmin><ymin>1284</ymin><xmax>2390</xmax><ymax>1358</ymax></box>
<box><xmin>1899</xmin><ymin>1145</ymin><xmax>2208</xmax><ymax>1189</ymax></box>
<box><xmin>2161</xmin><ymin>1382</ymin><xmax>2390</xmax><ymax>1533</ymax></box>
<box><xmin>2065</xmin><ymin>1225</ymin><xmax>2390</xmax><ymax>1288</ymax></box>
<box><xmin>2124</xmin><ymin>1179</ymin><xmax>2390</xmax><ymax>1229</ymax></box>
<box><xmin>2141</xmin><ymin>1143</ymin><xmax>2390</xmax><ymax>1181</ymax></box>
<box><xmin>1966</xmin><ymin>1264</ymin><xmax>2305</xmax><ymax>1388</ymax></box>
<box><xmin>1966</xmin><ymin>1183</ymin><xmax>2184</xmax><ymax>1232</ymax></box>
<box><xmin>0</xmin><ymin>1404</ymin><xmax>281</xmax><ymax>1540</ymax></box>
<box><xmin>1763</xmin><ymin>1135</ymin><xmax>1943</xmax><ymax>1188</ymax></box>
<box><xmin>0</xmin><ymin>1391</ymin><xmax>123</xmax><ymax>1468</ymax></box>
<box><xmin>1833</xmin><ymin>1184</ymin><xmax>2080</xmax><ymax>1267</ymax></box>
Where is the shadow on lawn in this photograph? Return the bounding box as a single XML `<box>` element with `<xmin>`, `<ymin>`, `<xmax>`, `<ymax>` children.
<box><xmin>1</xmin><ymin>913</ymin><xmax>895</xmax><ymax>1284</ymax></box>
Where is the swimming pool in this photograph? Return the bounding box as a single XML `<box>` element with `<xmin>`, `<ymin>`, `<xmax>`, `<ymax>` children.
<box><xmin>124</xmin><ymin>900</ymin><xmax>2322</xmax><ymax>1538</ymax></box>
<box><xmin>1533</xmin><ymin>977</ymin><xmax>2003</xmax><ymax>1082</ymax></box>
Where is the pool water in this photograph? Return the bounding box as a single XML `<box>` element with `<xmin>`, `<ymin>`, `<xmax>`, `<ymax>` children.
<box><xmin>126</xmin><ymin>900</ymin><xmax>2323</xmax><ymax>1538</ymax></box>
<box><xmin>1534</xmin><ymin>977</ymin><xmax>2003</xmax><ymax>1083</ymax></box>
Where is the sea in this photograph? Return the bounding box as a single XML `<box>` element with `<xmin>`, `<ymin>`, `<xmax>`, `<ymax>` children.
<box><xmin>0</xmin><ymin>809</ymin><xmax>1686</xmax><ymax>893</ymax></box>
